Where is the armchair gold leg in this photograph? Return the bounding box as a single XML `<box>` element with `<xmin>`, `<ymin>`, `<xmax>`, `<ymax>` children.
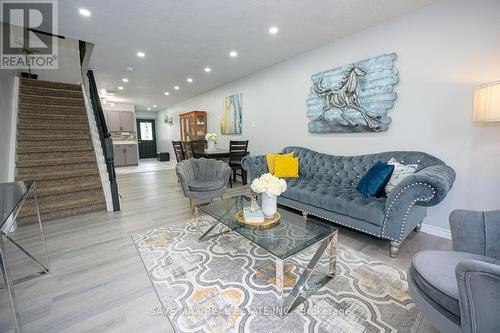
<box><xmin>190</xmin><ymin>198</ymin><xmax>195</xmax><ymax>212</ymax></box>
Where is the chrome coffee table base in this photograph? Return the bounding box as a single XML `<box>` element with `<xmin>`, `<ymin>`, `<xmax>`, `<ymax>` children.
<box><xmin>195</xmin><ymin>201</ymin><xmax>338</xmax><ymax>318</ymax></box>
<box><xmin>275</xmin><ymin>231</ymin><xmax>337</xmax><ymax>317</ymax></box>
<box><xmin>0</xmin><ymin>181</ymin><xmax>50</xmax><ymax>333</ymax></box>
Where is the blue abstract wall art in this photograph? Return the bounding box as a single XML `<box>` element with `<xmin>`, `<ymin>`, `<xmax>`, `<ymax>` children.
<box><xmin>307</xmin><ymin>53</ymin><xmax>399</xmax><ymax>133</ymax></box>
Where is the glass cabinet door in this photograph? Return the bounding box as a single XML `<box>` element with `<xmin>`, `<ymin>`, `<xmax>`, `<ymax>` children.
<box><xmin>189</xmin><ymin>115</ymin><xmax>195</xmax><ymax>140</ymax></box>
<box><xmin>197</xmin><ymin>114</ymin><xmax>205</xmax><ymax>137</ymax></box>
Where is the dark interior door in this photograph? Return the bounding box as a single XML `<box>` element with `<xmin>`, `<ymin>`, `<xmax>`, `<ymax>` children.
<box><xmin>137</xmin><ymin>119</ymin><xmax>157</xmax><ymax>159</ymax></box>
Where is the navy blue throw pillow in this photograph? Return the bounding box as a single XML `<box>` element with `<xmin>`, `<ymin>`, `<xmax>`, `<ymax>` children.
<box><xmin>357</xmin><ymin>161</ymin><xmax>395</xmax><ymax>197</ymax></box>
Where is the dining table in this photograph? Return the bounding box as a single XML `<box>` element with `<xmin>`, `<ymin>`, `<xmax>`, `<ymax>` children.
<box><xmin>197</xmin><ymin>149</ymin><xmax>250</xmax><ymax>159</ymax></box>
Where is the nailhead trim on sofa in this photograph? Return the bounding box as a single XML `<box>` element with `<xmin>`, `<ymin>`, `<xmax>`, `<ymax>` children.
<box><xmin>381</xmin><ymin>182</ymin><xmax>436</xmax><ymax>242</ymax></box>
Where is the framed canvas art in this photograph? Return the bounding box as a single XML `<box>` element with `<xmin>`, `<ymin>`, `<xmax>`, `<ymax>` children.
<box><xmin>221</xmin><ymin>93</ymin><xmax>242</xmax><ymax>134</ymax></box>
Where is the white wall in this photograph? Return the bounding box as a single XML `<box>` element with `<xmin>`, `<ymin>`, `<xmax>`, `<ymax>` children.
<box><xmin>157</xmin><ymin>0</ymin><xmax>500</xmax><ymax>231</ymax></box>
<box><xmin>0</xmin><ymin>70</ymin><xmax>17</xmax><ymax>182</ymax></box>
<box><xmin>6</xmin><ymin>23</ymin><xmax>82</xmax><ymax>84</ymax></box>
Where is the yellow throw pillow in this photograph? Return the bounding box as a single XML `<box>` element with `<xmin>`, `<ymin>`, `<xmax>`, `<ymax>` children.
<box><xmin>274</xmin><ymin>154</ymin><xmax>299</xmax><ymax>178</ymax></box>
<box><xmin>266</xmin><ymin>152</ymin><xmax>294</xmax><ymax>175</ymax></box>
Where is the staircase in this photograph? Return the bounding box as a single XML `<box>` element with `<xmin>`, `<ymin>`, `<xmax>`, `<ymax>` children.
<box><xmin>15</xmin><ymin>78</ymin><xmax>106</xmax><ymax>225</ymax></box>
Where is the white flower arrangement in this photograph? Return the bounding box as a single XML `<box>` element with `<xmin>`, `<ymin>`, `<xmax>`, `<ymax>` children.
<box><xmin>250</xmin><ymin>173</ymin><xmax>287</xmax><ymax>197</ymax></box>
<box><xmin>205</xmin><ymin>132</ymin><xmax>217</xmax><ymax>142</ymax></box>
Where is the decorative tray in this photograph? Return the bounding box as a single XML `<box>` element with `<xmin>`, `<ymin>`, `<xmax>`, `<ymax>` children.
<box><xmin>235</xmin><ymin>210</ymin><xmax>281</xmax><ymax>229</ymax></box>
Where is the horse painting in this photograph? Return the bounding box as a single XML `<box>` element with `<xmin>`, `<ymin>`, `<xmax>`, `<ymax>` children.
<box><xmin>306</xmin><ymin>53</ymin><xmax>399</xmax><ymax>134</ymax></box>
<box><xmin>313</xmin><ymin>65</ymin><xmax>382</xmax><ymax>131</ymax></box>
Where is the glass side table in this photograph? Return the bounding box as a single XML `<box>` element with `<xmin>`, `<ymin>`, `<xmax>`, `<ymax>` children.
<box><xmin>0</xmin><ymin>180</ymin><xmax>50</xmax><ymax>333</ymax></box>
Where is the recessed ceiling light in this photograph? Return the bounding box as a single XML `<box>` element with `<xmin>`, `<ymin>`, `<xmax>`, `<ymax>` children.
<box><xmin>126</xmin><ymin>67</ymin><xmax>134</xmax><ymax>72</ymax></box>
<box><xmin>187</xmin><ymin>78</ymin><xmax>193</xmax><ymax>83</ymax></box>
<box><xmin>79</xmin><ymin>8</ymin><xmax>91</xmax><ymax>17</ymax></box>
<box><xmin>269</xmin><ymin>26</ymin><xmax>279</xmax><ymax>35</ymax></box>
<box><xmin>147</xmin><ymin>107</ymin><xmax>151</xmax><ymax>110</ymax></box>
<box><xmin>174</xmin><ymin>86</ymin><xmax>180</xmax><ymax>90</ymax></box>
<box><xmin>229</xmin><ymin>50</ymin><xmax>238</xmax><ymax>58</ymax></box>
<box><xmin>204</xmin><ymin>67</ymin><xmax>211</xmax><ymax>73</ymax></box>
<box><xmin>164</xmin><ymin>92</ymin><xmax>170</xmax><ymax>96</ymax></box>
<box><xmin>110</xmin><ymin>103</ymin><xmax>115</xmax><ymax>106</ymax></box>
<box><xmin>153</xmin><ymin>104</ymin><xmax>157</xmax><ymax>108</ymax></box>
<box><xmin>118</xmin><ymin>86</ymin><xmax>124</xmax><ymax>90</ymax></box>
<box><xmin>122</xmin><ymin>78</ymin><xmax>128</xmax><ymax>82</ymax></box>
<box><xmin>137</xmin><ymin>51</ymin><xmax>145</xmax><ymax>58</ymax></box>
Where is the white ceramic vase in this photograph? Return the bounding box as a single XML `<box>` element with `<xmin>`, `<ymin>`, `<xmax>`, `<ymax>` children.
<box><xmin>207</xmin><ymin>140</ymin><xmax>216</xmax><ymax>151</ymax></box>
<box><xmin>261</xmin><ymin>193</ymin><xmax>277</xmax><ymax>218</ymax></box>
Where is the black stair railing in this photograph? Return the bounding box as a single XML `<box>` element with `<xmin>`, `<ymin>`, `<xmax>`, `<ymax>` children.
<box><xmin>87</xmin><ymin>70</ymin><xmax>120</xmax><ymax>211</ymax></box>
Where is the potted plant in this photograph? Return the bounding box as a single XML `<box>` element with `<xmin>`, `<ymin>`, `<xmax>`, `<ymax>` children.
<box><xmin>205</xmin><ymin>132</ymin><xmax>217</xmax><ymax>151</ymax></box>
<box><xmin>250</xmin><ymin>173</ymin><xmax>287</xmax><ymax>218</ymax></box>
<box><xmin>15</xmin><ymin>39</ymin><xmax>38</xmax><ymax>79</ymax></box>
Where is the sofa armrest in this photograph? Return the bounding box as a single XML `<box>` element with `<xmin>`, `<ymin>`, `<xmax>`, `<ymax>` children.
<box><xmin>242</xmin><ymin>155</ymin><xmax>268</xmax><ymax>182</ymax></box>
<box><xmin>456</xmin><ymin>259</ymin><xmax>500</xmax><ymax>333</ymax></box>
<box><xmin>450</xmin><ymin>210</ymin><xmax>500</xmax><ymax>258</ymax></box>
<box><xmin>382</xmin><ymin>164</ymin><xmax>455</xmax><ymax>242</ymax></box>
<box><xmin>386</xmin><ymin>164</ymin><xmax>456</xmax><ymax>209</ymax></box>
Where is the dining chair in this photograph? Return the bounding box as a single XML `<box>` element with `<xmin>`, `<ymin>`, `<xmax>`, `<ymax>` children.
<box><xmin>182</xmin><ymin>141</ymin><xmax>194</xmax><ymax>159</ymax></box>
<box><xmin>190</xmin><ymin>139</ymin><xmax>206</xmax><ymax>159</ymax></box>
<box><xmin>229</xmin><ymin>140</ymin><xmax>249</xmax><ymax>187</ymax></box>
<box><xmin>172</xmin><ymin>141</ymin><xmax>185</xmax><ymax>162</ymax></box>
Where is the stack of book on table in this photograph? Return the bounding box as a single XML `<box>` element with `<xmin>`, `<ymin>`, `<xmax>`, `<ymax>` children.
<box><xmin>243</xmin><ymin>207</ymin><xmax>265</xmax><ymax>224</ymax></box>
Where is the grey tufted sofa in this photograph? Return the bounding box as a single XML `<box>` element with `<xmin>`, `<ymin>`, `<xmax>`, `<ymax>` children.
<box><xmin>242</xmin><ymin>146</ymin><xmax>455</xmax><ymax>256</ymax></box>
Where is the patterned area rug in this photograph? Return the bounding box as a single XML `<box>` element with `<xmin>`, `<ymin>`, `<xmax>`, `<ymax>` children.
<box><xmin>132</xmin><ymin>216</ymin><xmax>418</xmax><ymax>333</ymax></box>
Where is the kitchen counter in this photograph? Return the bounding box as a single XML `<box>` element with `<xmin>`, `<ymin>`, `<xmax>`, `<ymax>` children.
<box><xmin>113</xmin><ymin>141</ymin><xmax>137</xmax><ymax>145</ymax></box>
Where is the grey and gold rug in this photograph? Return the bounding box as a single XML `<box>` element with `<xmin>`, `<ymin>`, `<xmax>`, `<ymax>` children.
<box><xmin>132</xmin><ymin>216</ymin><xmax>418</xmax><ymax>333</ymax></box>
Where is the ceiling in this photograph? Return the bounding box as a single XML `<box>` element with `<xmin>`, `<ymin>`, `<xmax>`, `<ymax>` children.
<box><xmin>57</xmin><ymin>0</ymin><xmax>435</xmax><ymax>111</ymax></box>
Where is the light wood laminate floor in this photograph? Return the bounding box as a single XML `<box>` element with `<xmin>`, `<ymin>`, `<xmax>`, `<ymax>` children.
<box><xmin>0</xmin><ymin>169</ymin><xmax>450</xmax><ymax>332</ymax></box>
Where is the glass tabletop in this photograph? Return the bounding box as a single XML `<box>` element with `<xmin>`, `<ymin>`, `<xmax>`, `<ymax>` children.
<box><xmin>0</xmin><ymin>180</ymin><xmax>34</xmax><ymax>229</ymax></box>
<box><xmin>197</xmin><ymin>195</ymin><xmax>337</xmax><ymax>260</ymax></box>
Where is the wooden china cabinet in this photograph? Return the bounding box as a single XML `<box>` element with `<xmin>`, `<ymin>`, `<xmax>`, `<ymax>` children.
<box><xmin>179</xmin><ymin>111</ymin><xmax>207</xmax><ymax>141</ymax></box>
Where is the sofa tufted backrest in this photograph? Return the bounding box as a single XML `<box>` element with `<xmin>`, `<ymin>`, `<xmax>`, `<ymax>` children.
<box><xmin>281</xmin><ymin>146</ymin><xmax>444</xmax><ymax>186</ymax></box>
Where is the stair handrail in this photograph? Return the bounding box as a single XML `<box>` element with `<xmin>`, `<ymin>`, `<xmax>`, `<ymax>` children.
<box><xmin>86</xmin><ymin>70</ymin><xmax>120</xmax><ymax>211</ymax></box>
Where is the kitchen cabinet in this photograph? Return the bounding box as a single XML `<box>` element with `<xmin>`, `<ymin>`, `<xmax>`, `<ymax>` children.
<box><xmin>105</xmin><ymin>110</ymin><xmax>135</xmax><ymax>132</ymax></box>
<box><xmin>124</xmin><ymin>144</ymin><xmax>138</xmax><ymax>165</ymax></box>
<box><xmin>120</xmin><ymin>112</ymin><xmax>134</xmax><ymax>132</ymax></box>
<box><xmin>113</xmin><ymin>145</ymin><xmax>126</xmax><ymax>166</ymax></box>
<box><xmin>106</xmin><ymin>111</ymin><xmax>121</xmax><ymax>132</ymax></box>
<box><xmin>113</xmin><ymin>144</ymin><xmax>138</xmax><ymax>166</ymax></box>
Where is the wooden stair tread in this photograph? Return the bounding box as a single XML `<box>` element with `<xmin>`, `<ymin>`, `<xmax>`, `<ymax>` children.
<box><xmin>20</xmin><ymin>85</ymin><xmax>84</xmax><ymax>98</ymax></box>
<box><xmin>16</xmin><ymin>166</ymin><xmax>99</xmax><ymax>181</ymax></box>
<box><xmin>16</xmin><ymin>155</ymin><xmax>96</xmax><ymax>168</ymax></box>
<box><xmin>16</xmin><ymin>203</ymin><xmax>106</xmax><ymax>226</ymax></box>
<box><xmin>16</xmin><ymin>145</ymin><xmax>94</xmax><ymax>154</ymax></box>
<box><xmin>17</xmin><ymin>150</ymin><xmax>95</xmax><ymax>160</ymax></box>
<box><xmin>20</xmin><ymin>77</ymin><xmax>82</xmax><ymax>91</ymax></box>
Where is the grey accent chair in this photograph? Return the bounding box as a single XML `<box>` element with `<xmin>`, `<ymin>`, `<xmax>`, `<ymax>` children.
<box><xmin>176</xmin><ymin>158</ymin><xmax>232</xmax><ymax>210</ymax></box>
<box><xmin>409</xmin><ymin>210</ymin><xmax>500</xmax><ymax>333</ymax></box>
<box><xmin>242</xmin><ymin>146</ymin><xmax>455</xmax><ymax>256</ymax></box>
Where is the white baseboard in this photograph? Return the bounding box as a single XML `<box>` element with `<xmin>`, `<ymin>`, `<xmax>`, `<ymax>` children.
<box><xmin>420</xmin><ymin>224</ymin><xmax>451</xmax><ymax>240</ymax></box>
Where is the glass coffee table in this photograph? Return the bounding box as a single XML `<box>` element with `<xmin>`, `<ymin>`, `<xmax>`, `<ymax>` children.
<box><xmin>196</xmin><ymin>195</ymin><xmax>338</xmax><ymax>317</ymax></box>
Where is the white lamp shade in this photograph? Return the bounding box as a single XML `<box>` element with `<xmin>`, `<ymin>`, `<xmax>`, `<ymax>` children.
<box><xmin>473</xmin><ymin>81</ymin><xmax>500</xmax><ymax>122</ymax></box>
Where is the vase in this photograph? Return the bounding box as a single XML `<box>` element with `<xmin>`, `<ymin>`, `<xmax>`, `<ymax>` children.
<box><xmin>207</xmin><ymin>140</ymin><xmax>216</xmax><ymax>151</ymax></box>
<box><xmin>261</xmin><ymin>193</ymin><xmax>277</xmax><ymax>218</ymax></box>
